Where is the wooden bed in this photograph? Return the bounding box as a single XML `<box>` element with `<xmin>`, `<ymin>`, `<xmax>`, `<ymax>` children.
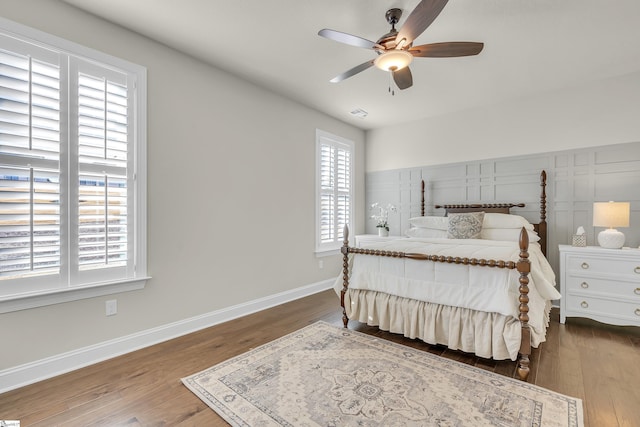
<box><xmin>339</xmin><ymin>170</ymin><xmax>550</xmax><ymax>382</ymax></box>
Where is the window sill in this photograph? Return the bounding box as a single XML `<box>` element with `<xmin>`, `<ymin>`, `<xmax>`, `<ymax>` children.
<box><xmin>0</xmin><ymin>277</ymin><xmax>151</xmax><ymax>314</ymax></box>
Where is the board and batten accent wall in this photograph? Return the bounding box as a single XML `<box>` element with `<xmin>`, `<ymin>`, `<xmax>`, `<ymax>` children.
<box><xmin>365</xmin><ymin>141</ymin><xmax>640</xmax><ymax>279</ymax></box>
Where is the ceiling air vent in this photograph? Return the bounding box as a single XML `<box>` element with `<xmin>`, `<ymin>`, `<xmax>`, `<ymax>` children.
<box><xmin>350</xmin><ymin>108</ymin><xmax>368</xmax><ymax>119</ymax></box>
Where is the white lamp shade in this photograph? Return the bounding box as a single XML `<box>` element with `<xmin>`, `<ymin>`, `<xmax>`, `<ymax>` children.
<box><xmin>593</xmin><ymin>201</ymin><xmax>629</xmax><ymax>249</ymax></box>
<box><xmin>593</xmin><ymin>202</ymin><xmax>630</xmax><ymax>228</ymax></box>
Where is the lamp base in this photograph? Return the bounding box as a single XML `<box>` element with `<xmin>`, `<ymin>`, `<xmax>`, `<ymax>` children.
<box><xmin>597</xmin><ymin>228</ymin><xmax>625</xmax><ymax>249</ymax></box>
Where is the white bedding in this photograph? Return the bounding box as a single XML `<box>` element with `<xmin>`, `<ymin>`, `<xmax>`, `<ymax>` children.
<box><xmin>335</xmin><ymin>237</ymin><xmax>560</xmax><ymax>344</ymax></box>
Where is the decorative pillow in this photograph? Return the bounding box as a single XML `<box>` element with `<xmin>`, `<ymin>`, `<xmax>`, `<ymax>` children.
<box><xmin>480</xmin><ymin>228</ymin><xmax>541</xmax><ymax>242</ymax></box>
<box><xmin>447</xmin><ymin>212</ymin><xmax>485</xmax><ymax>239</ymax></box>
<box><xmin>408</xmin><ymin>216</ymin><xmax>449</xmax><ymax>230</ymax></box>
<box><xmin>483</xmin><ymin>213</ymin><xmax>534</xmax><ymax>230</ymax></box>
<box><xmin>405</xmin><ymin>227</ymin><xmax>448</xmax><ymax>238</ymax></box>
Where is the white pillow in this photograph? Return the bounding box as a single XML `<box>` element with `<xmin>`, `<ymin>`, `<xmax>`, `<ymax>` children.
<box><xmin>481</xmin><ymin>228</ymin><xmax>541</xmax><ymax>242</ymax></box>
<box><xmin>405</xmin><ymin>228</ymin><xmax>448</xmax><ymax>238</ymax></box>
<box><xmin>408</xmin><ymin>216</ymin><xmax>449</xmax><ymax>230</ymax></box>
<box><xmin>447</xmin><ymin>212</ymin><xmax>485</xmax><ymax>239</ymax></box>
<box><xmin>483</xmin><ymin>213</ymin><xmax>534</xmax><ymax>230</ymax></box>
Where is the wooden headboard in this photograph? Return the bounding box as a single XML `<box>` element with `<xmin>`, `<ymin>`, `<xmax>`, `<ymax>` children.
<box><xmin>420</xmin><ymin>170</ymin><xmax>548</xmax><ymax>257</ymax></box>
<box><xmin>435</xmin><ymin>203</ymin><xmax>524</xmax><ymax>214</ymax></box>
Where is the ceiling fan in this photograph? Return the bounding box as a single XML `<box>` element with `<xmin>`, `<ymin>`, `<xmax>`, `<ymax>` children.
<box><xmin>318</xmin><ymin>0</ymin><xmax>483</xmax><ymax>92</ymax></box>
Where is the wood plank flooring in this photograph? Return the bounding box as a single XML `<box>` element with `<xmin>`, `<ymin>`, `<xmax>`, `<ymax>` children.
<box><xmin>1</xmin><ymin>289</ymin><xmax>639</xmax><ymax>426</ymax></box>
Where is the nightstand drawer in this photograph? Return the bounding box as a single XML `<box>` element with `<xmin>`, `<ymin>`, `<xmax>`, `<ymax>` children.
<box><xmin>566</xmin><ymin>254</ymin><xmax>640</xmax><ymax>278</ymax></box>
<box><xmin>566</xmin><ymin>296</ymin><xmax>640</xmax><ymax>322</ymax></box>
<box><xmin>565</xmin><ymin>276</ymin><xmax>640</xmax><ymax>299</ymax></box>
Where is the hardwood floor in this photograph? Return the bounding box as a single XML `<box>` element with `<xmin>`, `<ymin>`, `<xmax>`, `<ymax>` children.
<box><xmin>1</xmin><ymin>289</ymin><xmax>639</xmax><ymax>426</ymax></box>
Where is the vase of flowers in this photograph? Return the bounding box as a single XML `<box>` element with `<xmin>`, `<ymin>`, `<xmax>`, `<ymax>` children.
<box><xmin>370</xmin><ymin>202</ymin><xmax>397</xmax><ymax>237</ymax></box>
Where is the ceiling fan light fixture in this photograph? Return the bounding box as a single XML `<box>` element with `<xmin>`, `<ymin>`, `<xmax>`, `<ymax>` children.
<box><xmin>374</xmin><ymin>50</ymin><xmax>413</xmax><ymax>72</ymax></box>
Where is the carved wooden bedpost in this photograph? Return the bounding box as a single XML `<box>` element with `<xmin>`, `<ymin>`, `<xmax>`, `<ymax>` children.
<box><xmin>421</xmin><ymin>180</ymin><xmax>425</xmax><ymax>217</ymax></box>
<box><xmin>516</xmin><ymin>226</ymin><xmax>531</xmax><ymax>381</ymax></box>
<box><xmin>538</xmin><ymin>170</ymin><xmax>548</xmax><ymax>257</ymax></box>
<box><xmin>341</xmin><ymin>225</ymin><xmax>350</xmax><ymax>328</ymax></box>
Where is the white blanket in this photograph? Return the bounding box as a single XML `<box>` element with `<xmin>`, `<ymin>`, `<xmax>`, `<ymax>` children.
<box><xmin>337</xmin><ymin>237</ymin><xmax>560</xmax><ymax>338</ymax></box>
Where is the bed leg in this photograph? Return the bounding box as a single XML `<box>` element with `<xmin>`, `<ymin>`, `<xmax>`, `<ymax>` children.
<box><xmin>340</xmin><ymin>291</ymin><xmax>348</xmax><ymax>328</ymax></box>
<box><xmin>517</xmin><ymin>328</ymin><xmax>531</xmax><ymax>381</ymax></box>
<box><xmin>517</xmin><ymin>358</ymin><xmax>530</xmax><ymax>381</ymax></box>
<box><xmin>516</xmin><ymin>226</ymin><xmax>532</xmax><ymax>381</ymax></box>
<box><xmin>341</xmin><ymin>225</ymin><xmax>350</xmax><ymax>329</ymax></box>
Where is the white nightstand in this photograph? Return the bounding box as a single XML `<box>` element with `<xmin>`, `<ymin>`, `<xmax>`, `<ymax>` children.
<box><xmin>558</xmin><ymin>245</ymin><xmax>640</xmax><ymax>326</ymax></box>
<box><xmin>354</xmin><ymin>234</ymin><xmax>402</xmax><ymax>247</ymax></box>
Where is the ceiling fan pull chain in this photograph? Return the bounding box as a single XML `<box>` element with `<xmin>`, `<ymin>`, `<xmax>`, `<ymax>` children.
<box><xmin>389</xmin><ymin>72</ymin><xmax>395</xmax><ymax>96</ymax></box>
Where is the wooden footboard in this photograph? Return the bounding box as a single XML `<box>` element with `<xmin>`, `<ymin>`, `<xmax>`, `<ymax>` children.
<box><xmin>340</xmin><ymin>225</ymin><xmax>533</xmax><ymax>381</ymax></box>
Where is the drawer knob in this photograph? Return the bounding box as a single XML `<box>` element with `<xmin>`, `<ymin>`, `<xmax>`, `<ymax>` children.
<box><xmin>635</xmin><ymin>267</ymin><xmax>640</xmax><ymax>274</ymax></box>
<box><xmin>581</xmin><ymin>301</ymin><xmax>589</xmax><ymax>309</ymax></box>
<box><xmin>635</xmin><ymin>288</ymin><xmax>640</xmax><ymax>295</ymax></box>
<box><xmin>636</xmin><ymin>308</ymin><xmax>640</xmax><ymax>316</ymax></box>
<box><xmin>581</xmin><ymin>262</ymin><xmax>589</xmax><ymax>269</ymax></box>
<box><xmin>581</xmin><ymin>282</ymin><xmax>589</xmax><ymax>289</ymax></box>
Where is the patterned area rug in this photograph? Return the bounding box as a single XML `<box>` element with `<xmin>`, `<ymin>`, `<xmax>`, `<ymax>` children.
<box><xmin>182</xmin><ymin>322</ymin><xmax>583</xmax><ymax>426</ymax></box>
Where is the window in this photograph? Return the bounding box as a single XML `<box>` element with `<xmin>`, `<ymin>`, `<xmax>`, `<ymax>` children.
<box><xmin>0</xmin><ymin>18</ymin><xmax>147</xmax><ymax>312</ymax></box>
<box><xmin>315</xmin><ymin>129</ymin><xmax>353</xmax><ymax>254</ymax></box>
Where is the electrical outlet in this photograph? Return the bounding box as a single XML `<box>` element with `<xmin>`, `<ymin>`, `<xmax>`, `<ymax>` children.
<box><xmin>318</xmin><ymin>259</ymin><xmax>324</xmax><ymax>269</ymax></box>
<box><xmin>106</xmin><ymin>299</ymin><xmax>117</xmax><ymax>316</ymax></box>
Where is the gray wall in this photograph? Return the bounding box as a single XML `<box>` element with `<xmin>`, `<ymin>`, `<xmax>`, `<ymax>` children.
<box><xmin>365</xmin><ymin>141</ymin><xmax>640</xmax><ymax>280</ymax></box>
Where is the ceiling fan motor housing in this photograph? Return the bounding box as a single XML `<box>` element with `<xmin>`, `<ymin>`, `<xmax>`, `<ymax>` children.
<box><xmin>385</xmin><ymin>8</ymin><xmax>402</xmax><ymax>26</ymax></box>
<box><xmin>378</xmin><ymin>8</ymin><xmax>404</xmax><ymax>50</ymax></box>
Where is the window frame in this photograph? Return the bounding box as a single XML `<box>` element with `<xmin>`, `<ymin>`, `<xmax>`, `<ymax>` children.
<box><xmin>315</xmin><ymin>129</ymin><xmax>354</xmax><ymax>255</ymax></box>
<box><xmin>0</xmin><ymin>17</ymin><xmax>148</xmax><ymax>314</ymax></box>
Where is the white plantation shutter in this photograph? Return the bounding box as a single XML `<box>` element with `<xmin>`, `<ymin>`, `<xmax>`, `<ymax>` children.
<box><xmin>75</xmin><ymin>71</ymin><xmax>129</xmax><ymax>275</ymax></box>
<box><xmin>0</xmin><ymin>42</ymin><xmax>62</xmax><ymax>283</ymax></box>
<box><xmin>0</xmin><ymin>167</ymin><xmax>61</xmax><ymax>280</ymax></box>
<box><xmin>319</xmin><ymin>144</ymin><xmax>335</xmax><ymax>243</ymax></box>
<box><xmin>316</xmin><ymin>130</ymin><xmax>353</xmax><ymax>252</ymax></box>
<box><xmin>0</xmin><ymin>19</ymin><xmax>147</xmax><ymax>308</ymax></box>
<box><xmin>336</xmin><ymin>147</ymin><xmax>350</xmax><ymax>242</ymax></box>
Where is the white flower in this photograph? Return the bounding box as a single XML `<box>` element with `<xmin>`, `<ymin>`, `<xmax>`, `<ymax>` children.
<box><xmin>369</xmin><ymin>202</ymin><xmax>397</xmax><ymax>230</ymax></box>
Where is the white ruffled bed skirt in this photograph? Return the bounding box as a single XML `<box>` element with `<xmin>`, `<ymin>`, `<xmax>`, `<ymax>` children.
<box><xmin>343</xmin><ymin>289</ymin><xmax>551</xmax><ymax>361</ymax></box>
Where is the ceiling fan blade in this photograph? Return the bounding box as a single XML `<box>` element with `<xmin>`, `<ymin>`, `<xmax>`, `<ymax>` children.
<box><xmin>410</xmin><ymin>42</ymin><xmax>484</xmax><ymax>57</ymax></box>
<box><xmin>395</xmin><ymin>0</ymin><xmax>449</xmax><ymax>47</ymax></box>
<box><xmin>318</xmin><ymin>29</ymin><xmax>377</xmax><ymax>49</ymax></box>
<box><xmin>392</xmin><ymin>67</ymin><xmax>413</xmax><ymax>90</ymax></box>
<box><xmin>330</xmin><ymin>59</ymin><xmax>375</xmax><ymax>83</ymax></box>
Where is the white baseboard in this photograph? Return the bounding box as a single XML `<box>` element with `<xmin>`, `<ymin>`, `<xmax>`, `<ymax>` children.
<box><xmin>0</xmin><ymin>279</ymin><xmax>335</xmax><ymax>394</ymax></box>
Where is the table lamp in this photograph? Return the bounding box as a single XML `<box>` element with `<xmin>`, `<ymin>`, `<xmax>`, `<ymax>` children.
<box><xmin>593</xmin><ymin>201</ymin><xmax>630</xmax><ymax>249</ymax></box>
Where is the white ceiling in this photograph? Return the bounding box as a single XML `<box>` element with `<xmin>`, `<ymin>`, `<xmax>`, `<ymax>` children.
<box><xmin>61</xmin><ymin>0</ymin><xmax>640</xmax><ymax>130</ymax></box>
